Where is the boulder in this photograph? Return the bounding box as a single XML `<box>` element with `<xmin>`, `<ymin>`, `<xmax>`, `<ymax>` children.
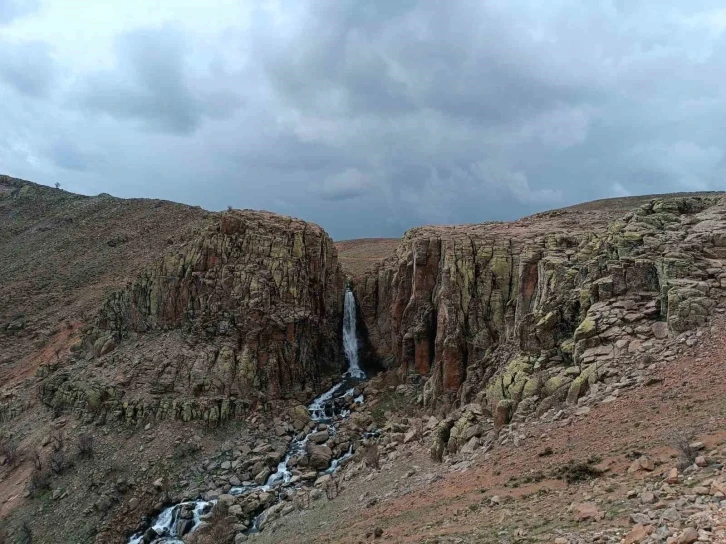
<box><xmin>307</xmin><ymin>444</ymin><xmax>333</xmax><ymax>471</ymax></box>
<box><xmin>254</xmin><ymin>467</ymin><xmax>271</xmax><ymax>485</ymax></box>
<box><xmin>572</xmin><ymin>502</ymin><xmax>603</xmax><ymax>522</ymax></box>
<box><xmin>308</xmin><ymin>430</ymin><xmax>330</xmax><ymax>445</ymax></box>
<box><xmin>623</xmin><ymin>524</ymin><xmax>651</xmax><ymax>544</ymax></box>
<box><xmin>628</xmin><ymin>456</ymin><xmax>654</xmax><ymax>473</ymax></box>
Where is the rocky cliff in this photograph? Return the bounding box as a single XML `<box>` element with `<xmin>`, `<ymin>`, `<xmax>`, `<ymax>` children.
<box><xmin>40</xmin><ymin>210</ymin><xmax>345</xmax><ymax>425</ymax></box>
<box><xmin>356</xmin><ymin>194</ymin><xmax>726</xmax><ymax>424</ymax></box>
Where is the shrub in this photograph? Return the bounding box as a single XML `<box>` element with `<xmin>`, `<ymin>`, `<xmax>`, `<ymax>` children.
<box><xmin>323</xmin><ymin>476</ymin><xmax>340</xmax><ymax>500</ymax></box>
<box><xmin>50</xmin><ymin>450</ymin><xmax>68</xmax><ymax>474</ymax></box>
<box><xmin>0</xmin><ymin>440</ymin><xmax>18</xmax><ymax>467</ymax></box>
<box><xmin>77</xmin><ymin>434</ymin><xmax>94</xmax><ymax>458</ymax></box>
<box><xmin>666</xmin><ymin>430</ymin><xmax>698</xmax><ymax>469</ymax></box>
<box><xmin>28</xmin><ymin>469</ymin><xmax>51</xmax><ymax>497</ymax></box>
<box><xmin>362</xmin><ymin>443</ymin><xmax>380</xmax><ymax>470</ymax></box>
<box><xmin>184</xmin><ymin>502</ymin><xmax>234</xmax><ymax>544</ymax></box>
<box><xmin>19</xmin><ymin>522</ymin><xmax>32</xmax><ymax>544</ymax></box>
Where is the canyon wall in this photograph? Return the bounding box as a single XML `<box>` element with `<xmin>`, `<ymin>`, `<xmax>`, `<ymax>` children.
<box><xmin>356</xmin><ymin>195</ymin><xmax>726</xmax><ymax>421</ymax></box>
<box><xmin>41</xmin><ymin>210</ymin><xmax>345</xmax><ymax>424</ymax></box>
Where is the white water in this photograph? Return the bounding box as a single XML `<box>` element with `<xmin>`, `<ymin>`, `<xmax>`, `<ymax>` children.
<box><xmin>127</xmin><ymin>500</ymin><xmax>215</xmax><ymax>544</ymax></box>
<box><xmin>343</xmin><ymin>289</ymin><xmax>365</xmax><ymax>379</ymax></box>
<box><xmin>128</xmin><ymin>380</ymin><xmax>365</xmax><ymax>543</ymax></box>
<box><xmin>128</xmin><ymin>290</ymin><xmax>367</xmax><ymax>543</ymax></box>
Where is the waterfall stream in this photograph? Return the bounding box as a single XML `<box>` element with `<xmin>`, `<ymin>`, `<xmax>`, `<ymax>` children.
<box><xmin>343</xmin><ymin>289</ymin><xmax>365</xmax><ymax>379</ymax></box>
<box><xmin>128</xmin><ymin>288</ymin><xmax>366</xmax><ymax>543</ymax></box>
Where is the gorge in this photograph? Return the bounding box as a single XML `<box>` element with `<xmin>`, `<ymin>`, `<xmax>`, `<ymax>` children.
<box><xmin>3</xmin><ymin>176</ymin><xmax>726</xmax><ymax>543</ymax></box>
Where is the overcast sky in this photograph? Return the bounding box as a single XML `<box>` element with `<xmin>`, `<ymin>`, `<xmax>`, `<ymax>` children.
<box><xmin>1</xmin><ymin>0</ymin><xmax>726</xmax><ymax>239</ymax></box>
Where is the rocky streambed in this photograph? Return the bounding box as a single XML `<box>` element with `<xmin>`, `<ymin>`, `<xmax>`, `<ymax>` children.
<box><xmin>128</xmin><ymin>378</ymin><xmax>367</xmax><ymax>543</ymax></box>
<box><xmin>128</xmin><ymin>288</ymin><xmax>370</xmax><ymax>543</ymax></box>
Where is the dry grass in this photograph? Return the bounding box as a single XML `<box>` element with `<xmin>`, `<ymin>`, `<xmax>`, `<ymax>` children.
<box><xmin>335</xmin><ymin>238</ymin><xmax>400</xmax><ymax>277</ymax></box>
<box><xmin>362</xmin><ymin>443</ymin><xmax>381</xmax><ymax>470</ymax></box>
<box><xmin>184</xmin><ymin>502</ymin><xmax>235</xmax><ymax>544</ymax></box>
<box><xmin>666</xmin><ymin>429</ymin><xmax>699</xmax><ymax>469</ymax></box>
<box><xmin>324</xmin><ymin>475</ymin><xmax>340</xmax><ymax>500</ymax></box>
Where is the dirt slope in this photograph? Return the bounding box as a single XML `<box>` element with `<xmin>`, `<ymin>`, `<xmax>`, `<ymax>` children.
<box><xmin>0</xmin><ymin>175</ymin><xmax>210</xmax><ymax>386</ymax></box>
<box><xmin>2</xmin><ymin>177</ymin><xmax>725</xmax><ymax>544</ymax></box>
<box><xmin>254</xmin><ymin>314</ymin><xmax>726</xmax><ymax>544</ymax></box>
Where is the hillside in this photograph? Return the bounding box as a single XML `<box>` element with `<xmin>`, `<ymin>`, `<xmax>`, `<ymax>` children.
<box><xmin>0</xmin><ymin>175</ymin><xmax>211</xmax><ymax>388</ymax></box>
<box><xmin>1</xmin><ymin>178</ymin><xmax>725</xmax><ymax>544</ymax></box>
<box><xmin>0</xmin><ymin>176</ymin><xmax>346</xmax><ymax>542</ymax></box>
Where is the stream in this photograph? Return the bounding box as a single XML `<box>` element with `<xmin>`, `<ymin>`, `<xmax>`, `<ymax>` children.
<box><xmin>128</xmin><ymin>287</ymin><xmax>366</xmax><ymax>543</ymax></box>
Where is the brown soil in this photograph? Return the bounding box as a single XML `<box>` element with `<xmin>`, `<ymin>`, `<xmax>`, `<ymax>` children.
<box><xmin>3</xmin><ymin>176</ymin><xmax>726</xmax><ymax>543</ymax></box>
<box><xmin>258</xmin><ymin>316</ymin><xmax>726</xmax><ymax>543</ymax></box>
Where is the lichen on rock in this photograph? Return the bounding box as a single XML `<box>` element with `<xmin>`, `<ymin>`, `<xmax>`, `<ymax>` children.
<box><xmin>355</xmin><ymin>194</ymin><xmax>726</xmax><ymax>418</ymax></box>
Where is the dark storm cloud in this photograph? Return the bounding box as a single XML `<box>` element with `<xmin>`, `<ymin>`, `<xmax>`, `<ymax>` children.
<box><xmin>3</xmin><ymin>0</ymin><xmax>726</xmax><ymax>240</ymax></box>
<box><xmin>76</xmin><ymin>26</ymin><xmax>240</xmax><ymax>134</ymax></box>
<box><xmin>261</xmin><ymin>1</ymin><xmax>591</xmax><ymax>124</ymax></box>
<box><xmin>0</xmin><ymin>40</ymin><xmax>55</xmax><ymax>97</ymax></box>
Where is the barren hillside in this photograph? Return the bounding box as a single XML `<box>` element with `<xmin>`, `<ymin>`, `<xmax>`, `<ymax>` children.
<box><xmin>2</xmin><ymin>179</ymin><xmax>725</xmax><ymax>544</ymax></box>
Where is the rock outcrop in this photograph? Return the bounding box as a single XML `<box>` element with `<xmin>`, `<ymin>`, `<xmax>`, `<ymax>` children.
<box><xmin>40</xmin><ymin>210</ymin><xmax>345</xmax><ymax>424</ymax></box>
<box><xmin>356</xmin><ymin>195</ymin><xmax>726</xmax><ymax>421</ymax></box>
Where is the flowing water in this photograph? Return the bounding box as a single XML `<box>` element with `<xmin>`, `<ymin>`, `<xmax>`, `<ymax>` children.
<box><xmin>128</xmin><ymin>288</ymin><xmax>366</xmax><ymax>543</ymax></box>
<box><xmin>343</xmin><ymin>289</ymin><xmax>365</xmax><ymax>379</ymax></box>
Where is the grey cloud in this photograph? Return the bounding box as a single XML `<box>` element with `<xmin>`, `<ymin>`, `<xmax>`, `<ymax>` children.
<box><xmin>243</xmin><ymin>0</ymin><xmax>726</xmax><ymax>233</ymax></box>
<box><xmin>261</xmin><ymin>1</ymin><xmax>592</xmax><ymax>125</ymax></box>
<box><xmin>315</xmin><ymin>168</ymin><xmax>374</xmax><ymax>201</ymax></box>
<box><xmin>5</xmin><ymin>0</ymin><xmax>726</xmax><ymax>241</ymax></box>
<box><xmin>45</xmin><ymin>140</ymin><xmax>95</xmax><ymax>171</ymax></box>
<box><xmin>76</xmin><ymin>26</ymin><xmax>241</xmax><ymax>134</ymax></box>
<box><xmin>0</xmin><ymin>40</ymin><xmax>55</xmax><ymax>97</ymax></box>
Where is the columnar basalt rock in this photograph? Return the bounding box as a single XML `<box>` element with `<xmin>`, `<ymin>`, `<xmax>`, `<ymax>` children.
<box><xmin>357</xmin><ymin>195</ymin><xmax>726</xmax><ymax>419</ymax></box>
<box><xmin>42</xmin><ymin>210</ymin><xmax>345</xmax><ymax>424</ymax></box>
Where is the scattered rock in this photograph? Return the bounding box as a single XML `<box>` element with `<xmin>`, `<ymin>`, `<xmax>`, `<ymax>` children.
<box><xmin>572</xmin><ymin>502</ymin><xmax>603</xmax><ymax>522</ymax></box>
<box><xmin>674</xmin><ymin>527</ymin><xmax>698</xmax><ymax>544</ymax></box>
<box><xmin>628</xmin><ymin>456</ymin><xmax>655</xmax><ymax>473</ymax></box>
<box><xmin>623</xmin><ymin>523</ymin><xmax>651</xmax><ymax>544</ymax></box>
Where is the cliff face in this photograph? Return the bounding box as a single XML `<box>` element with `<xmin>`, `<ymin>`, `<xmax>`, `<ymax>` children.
<box><xmin>41</xmin><ymin>210</ymin><xmax>344</xmax><ymax>425</ymax></box>
<box><xmin>357</xmin><ymin>195</ymin><xmax>726</xmax><ymax>421</ymax></box>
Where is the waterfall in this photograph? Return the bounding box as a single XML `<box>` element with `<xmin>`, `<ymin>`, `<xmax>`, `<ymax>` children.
<box><xmin>129</xmin><ymin>289</ymin><xmax>369</xmax><ymax>544</ymax></box>
<box><xmin>343</xmin><ymin>289</ymin><xmax>365</xmax><ymax>379</ymax></box>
